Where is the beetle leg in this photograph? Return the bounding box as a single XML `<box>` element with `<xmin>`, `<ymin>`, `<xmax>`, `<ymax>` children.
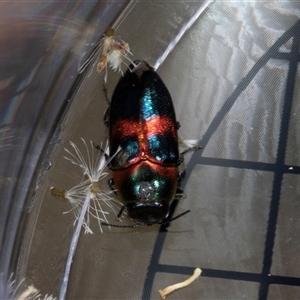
<box><xmin>178</xmin><ymin>171</ymin><xmax>186</xmax><ymax>184</ymax></box>
<box><xmin>92</xmin><ymin>142</ymin><xmax>110</xmax><ymax>161</ymax></box>
<box><xmin>108</xmin><ymin>178</ymin><xmax>115</xmax><ymax>190</ymax></box>
<box><xmin>176</xmin><ymin>121</ymin><xmax>181</xmax><ymax>129</ymax></box>
<box><xmin>180</xmin><ymin>146</ymin><xmax>201</xmax><ymax>156</ymax></box>
<box><xmin>103</xmin><ymin>83</ymin><xmax>110</xmax><ymax>105</ymax></box>
<box><xmin>108</xmin><ymin>177</ymin><xmax>118</xmax><ymax>194</ymax></box>
<box><xmin>93</xmin><ymin>142</ymin><xmax>101</xmax><ymax>151</ymax></box>
<box><xmin>103</xmin><ymin>83</ymin><xmax>110</xmax><ymax>127</ymax></box>
<box><xmin>175</xmin><ymin>187</ymin><xmax>184</xmax><ymax>199</ymax></box>
<box><xmin>104</xmin><ymin>107</ymin><xmax>109</xmax><ymax>127</ymax></box>
<box><xmin>108</xmin><ymin>178</ymin><xmax>125</xmax><ymax>221</ymax></box>
<box><xmin>178</xmin><ymin>146</ymin><xmax>201</xmax><ymax>165</ymax></box>
<box><xmin>116</xmin><ymin>206</ymin><xmax>125</xmax><ymax>220</ymax></box>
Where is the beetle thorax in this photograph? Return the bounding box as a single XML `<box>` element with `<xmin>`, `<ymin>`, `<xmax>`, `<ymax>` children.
<box><xmin>135</xmin><ymin>181</ymin><xmax>155</xmax><ymax>201</ymax></box>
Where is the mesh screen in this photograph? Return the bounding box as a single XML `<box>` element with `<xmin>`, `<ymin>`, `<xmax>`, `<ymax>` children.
<box><xmin>1</xmin><ymin>2</ymin><xmax>300</xmax><ymax>299</ymax></box>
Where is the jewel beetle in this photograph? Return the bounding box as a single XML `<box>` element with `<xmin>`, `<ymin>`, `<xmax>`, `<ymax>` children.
<box><xmin>105</xmin><ymin>60</ymin><xmax>195</xmax><ymax>227</ymax></box>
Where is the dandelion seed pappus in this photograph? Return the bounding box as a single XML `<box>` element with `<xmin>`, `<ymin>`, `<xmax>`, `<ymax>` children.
<box><xmin>103</xmin><ymin>60</ymin><xmax>200</xmax><ymax>228</ymax></box>
<box><xmin>50</xmin><ymin>139</ymin><xmax>122</xmax><ymax>234</ymax></box>
<box><xmin>5</xmin><ymin>274</ymin><xmax>56</xmax><ymax>300</ymax></box>
<box><xmin>97</xmin><ymin>28</ymin><xmax>135</xmax><ymax>82</ymax></box>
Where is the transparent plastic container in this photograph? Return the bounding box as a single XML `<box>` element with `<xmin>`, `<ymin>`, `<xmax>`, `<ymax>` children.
<box><xmin>1</xmin><ymin>1</ymin><xmax>300</xmax><ymax>299</ymax></box>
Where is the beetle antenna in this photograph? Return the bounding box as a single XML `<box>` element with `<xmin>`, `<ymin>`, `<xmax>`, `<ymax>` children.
<box><xmin>159</xmin><ymin>210</ymin><xmax>191</xmax><ymax>225</ymax></box>
<box><xmin>101</xmin><ymin>210</ymin><xmax>191</xmax><ymax>229</ymax></box>
<box><xmin>103</xmin><ymin>83</ymin><xmax>110</xmax><ymax>105</ymax></box>
<box><xmin>101</xmin><ymin>222</ymin><xmax>140</xmax><ymax>228</ymax></box>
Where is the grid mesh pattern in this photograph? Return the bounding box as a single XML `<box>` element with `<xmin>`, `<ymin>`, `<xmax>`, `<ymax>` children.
<box><xmin>143</xmin><ymin>20</ymin><xmax>300</xmax><ymax>300</ymax></box>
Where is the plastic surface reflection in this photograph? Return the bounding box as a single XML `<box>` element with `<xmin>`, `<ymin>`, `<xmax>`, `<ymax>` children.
<box><xmin>1</xmin><ymin>1</ymin><xmax>300</xmax><ymax>300</ymax></box>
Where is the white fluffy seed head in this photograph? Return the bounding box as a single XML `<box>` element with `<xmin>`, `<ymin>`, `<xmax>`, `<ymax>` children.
<box><xmin>61</xmin><ymin>139</ymin><xmax>122</xmax><ymax>233</ymax></box>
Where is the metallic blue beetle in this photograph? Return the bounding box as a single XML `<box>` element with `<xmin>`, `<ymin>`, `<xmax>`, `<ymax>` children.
<box><xmin>104</xmin><ymin>61</ymin><xmax>195</xmax><ymax>227</ymax></box>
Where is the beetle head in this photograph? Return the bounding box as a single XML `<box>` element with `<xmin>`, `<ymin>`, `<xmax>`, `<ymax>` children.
<box><xmin>125</xmin><ymin>181</ymin><xmax>169</xmax><ymax>224</ymax></box>
<box><xmin>135</xmin><ymin>181</ymin><xmax>155</xmax><ymax>200</ymax></box>
<box><xmin>129</xmin><ymin>60</ymin><xmax>154</xmax><ymax>78</ymax></box>
<box><xmin>126</xmin><ymin>201</ymin><xmax>170</xmax><ymax>225</ymax></box>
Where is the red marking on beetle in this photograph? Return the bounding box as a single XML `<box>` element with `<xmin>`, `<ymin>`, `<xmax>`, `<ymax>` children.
<box><xmin>111</xmin><ymin>115</ymin><xmax>178</xmax><ymax>165</ymax></box>
<box><xmin>111</xmin><ymin>115</ymin><xmax>177</xmax><ymax>140</ymax></box>
<box><xmin>145</xmin><ymin>116</ymin><xmax>176</xmax><ymax>137</ymax></box>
